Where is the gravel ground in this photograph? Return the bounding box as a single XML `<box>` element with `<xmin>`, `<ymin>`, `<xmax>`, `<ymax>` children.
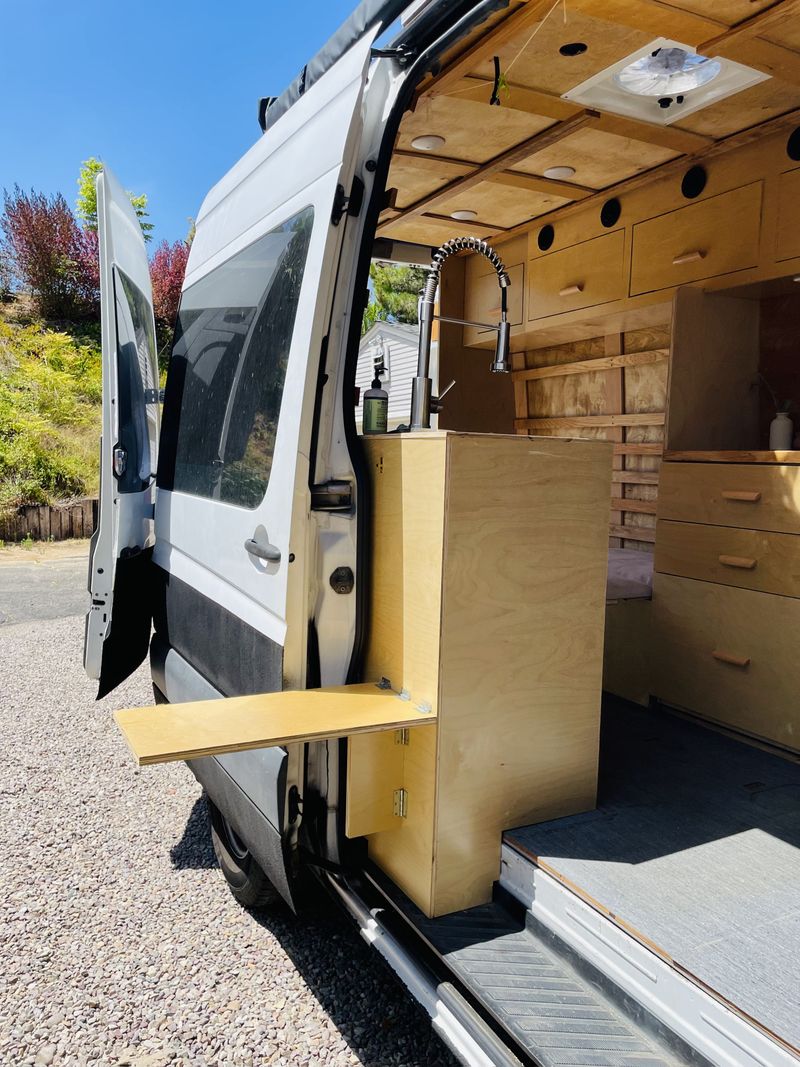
<box><xmin>0</xmin><ymin>613</ymin><xmax>457</xmax><ymax>1067</ymax></box>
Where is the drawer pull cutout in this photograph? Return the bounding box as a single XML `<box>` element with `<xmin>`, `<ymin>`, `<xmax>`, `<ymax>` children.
<box><xmin>721</xmin><ymin>490</ymin><xmax>761</xmax><ymax>502</ymax></box>
<box><xmin>712</xmin><ymin>649</ymin><xmax>751</xmax><ymax>668</ymax></box>
<box><xmin>672</xmin><ymin>250</ymin><xmax>706</xmax><ymax>266</ymax></box>
<box><xmin>718</xmin><ymin>554</ymin><xmax>757</xmax><ymax>570</ymax></box>
<box><xmin>559</xmin><ymin>283</ymin><xmax>584</xmax><ymax>297</ymax></box>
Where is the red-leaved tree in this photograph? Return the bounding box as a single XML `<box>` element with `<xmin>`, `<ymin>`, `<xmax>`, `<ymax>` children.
<box><xmin>0</xmin><ymin>186</ymin><xmax>99</xmax><ymax>319</ymax></box>
<box><xmin>150</xmin><ymin>238</ymin><xmax>189</xmax><ymax>361</ymax></box>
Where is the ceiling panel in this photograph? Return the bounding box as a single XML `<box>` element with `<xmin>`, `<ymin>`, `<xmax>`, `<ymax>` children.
<box><xmin>678</xmin><ymin>78</ymin><xmax>800</xmax><ymax>137</ymax></box>
<box><xmin>398</xmin><ymin>95</ymin><xmax>553</xmax><ymax>163</ymax></box>
<box><xmin>512</xmin><ymin>127</ymin><xmax>678</xmax><ymax>188</ymax></box>
<box><xmin>387</xmin><ymin>156</ymin><xmax>472</xmax><ymax>210</ymax></box>
<box><xmin>433</xmin><ymin>180</ymin><xmax>572</xmax><ymax>229</ymax></box>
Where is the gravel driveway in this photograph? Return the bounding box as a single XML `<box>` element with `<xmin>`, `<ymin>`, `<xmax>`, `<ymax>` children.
<box><xmin>0</xmin><ymin>608</ymin><xmax>456</xmax><ymax>1067</ymax></box>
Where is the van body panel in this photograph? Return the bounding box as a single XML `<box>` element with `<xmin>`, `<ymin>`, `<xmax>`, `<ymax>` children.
<box><xmin>84</xmin><ymin>166</ymin><xmax>160</xmax><ymax>697</ymax></box>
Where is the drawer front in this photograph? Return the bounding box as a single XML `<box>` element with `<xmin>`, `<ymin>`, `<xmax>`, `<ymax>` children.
<box><xmin>653</xmin><ymin>574</ymin><xmax>800</xmax><ymax>750</ymax></box>
<box><xmin>464</xmin><ymin>261</ymin><xmax>524</xmax><ymax>347</ymax></box>
<box><xmin>776</xmin><ymin>167</ymin><xmax>800</xmax><ymax>262</ymax></box>
<box><xmin>655</xmin><ymin>519</ymin><xmax>800</xmax><ymax>597</ymax></box>
<box><xmin>658</xmin><ymin>462</ymin><xmax>800</xmax><ymax>534</ymax></box>
<box><xmin>527</xmin><ymin>230</ymin><xmax>625</xmax><ymax>320</ymax></box>
<box><xmin>630</xmin><ymin>183</ymin><xmax>762</xmax><ymax>296</ymax></box>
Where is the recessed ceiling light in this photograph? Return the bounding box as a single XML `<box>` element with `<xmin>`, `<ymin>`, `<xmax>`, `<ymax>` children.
<box><xmin>451</xmin><ymin>209</ymin><xmax>478</xmax><ymax>221</ymax></box>
<box><xmin>411</xmin><ymin>134</ymin><xmax>446</xmax><ymax>151</ymax></box>
<box><xmin>543</xmin><ymin>166</ymin><xmax>576</xmax><ymax>180</ymax></box>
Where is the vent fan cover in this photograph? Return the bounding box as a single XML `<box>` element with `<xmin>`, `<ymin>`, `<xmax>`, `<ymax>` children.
<box><xmin>562</xmin><ymin>37</ymin><xmax>769</xmax><ymax>126</ymax></box>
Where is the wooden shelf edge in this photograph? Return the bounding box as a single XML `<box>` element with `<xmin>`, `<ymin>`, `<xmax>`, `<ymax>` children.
<box><xmin>664</xmin><ymin>450</ymin><xmax>800</xmax><ymax>464</ymax></box>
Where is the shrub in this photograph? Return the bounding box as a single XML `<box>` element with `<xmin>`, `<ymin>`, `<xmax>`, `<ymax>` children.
<box><xmin>150</xmin><ymin>238</ymin><xmax>190</xmax><ymax>361</ymax></box>
<box><xmin>0</xmin><ymin>186</ymin><xmax>99</xmax><ymax>320</ymax></box>
<box><xmin>0</xmin><ymin>319</ymin><xmax>101</xmax><ymax>509</ymax></box>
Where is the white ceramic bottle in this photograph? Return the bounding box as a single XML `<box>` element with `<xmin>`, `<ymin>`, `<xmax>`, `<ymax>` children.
<box><xmin>769</xmin><ymin>410</ymin><xmax>794</xmax><ymax>450</ymax></box>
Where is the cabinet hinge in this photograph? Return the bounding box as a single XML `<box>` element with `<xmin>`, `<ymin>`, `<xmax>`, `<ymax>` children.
<box><xmin>395</xmin><ymin>728</ymin><xmax>409</xmax><ymax>746</ymax></box>
<box><xmin>393</xmin><ymin>788</ymin><xmax>408</xmax><ymax>819</ymax></box>
<box><xmin>310</xmin><ymin>480</ymin><xmax>353</xmax><ymax>512</ymax></box>
<box><xmin>331</xmin><ymin>177</ymin><xmax>365</xmax><ymax>226</ymax></box>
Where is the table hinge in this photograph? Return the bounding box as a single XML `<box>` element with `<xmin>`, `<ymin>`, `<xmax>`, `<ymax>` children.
<box><xmin>393</xmin><ymin>788</ymin><xmax>408</xmax><ymax>819</ymax></box>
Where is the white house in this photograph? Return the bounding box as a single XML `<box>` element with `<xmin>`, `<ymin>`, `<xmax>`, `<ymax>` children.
<box><xmin>356</xmin><ymin>321</ymin><xmax>438</xmax><ymax>431</ymax></box>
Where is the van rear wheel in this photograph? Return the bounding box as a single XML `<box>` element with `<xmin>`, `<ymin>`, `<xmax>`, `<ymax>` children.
<box><xmin>208</xmin><ymin>798</ymin><xmax>279</xmax><ymax>909</ymax></box>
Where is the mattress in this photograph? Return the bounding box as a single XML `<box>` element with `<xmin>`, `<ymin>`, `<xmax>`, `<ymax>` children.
<box><xmin>606</xmin><ymin>547</ymin><xmax>653</xmax><ymax>602</ymax></box>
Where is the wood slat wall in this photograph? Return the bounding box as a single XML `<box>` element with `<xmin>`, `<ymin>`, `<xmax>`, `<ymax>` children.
<box><xmin>512</xmin><ymin>324</ymin><xmax>671</xmax><ymax>550</ymax></box>
<box><xmin>0</xmin><ymin>498</ymin><xmax>98</xmax><ymax>543</ymax></box>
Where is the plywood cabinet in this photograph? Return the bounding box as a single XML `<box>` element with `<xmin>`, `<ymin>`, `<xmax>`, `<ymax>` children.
<box><xmin>347</xmin><ymin>432</ymin><xmax>613</xmax><ymax>917</ymax></box>
<box><xmin>775</xmin><ymin>168</ymin><xmax>800</xmax><ymax>263</ymax></box>
<box><xmin>527</xmin><ymin>230</ymin><xmax>625</xmax><ymax>321</ymax></box>
<box><xmin>659</xmin><ymin>461</ymin><xmax>800</xmax><ymax>534</ymax></box>
<box><xmin>630</xmin><ymin>183</ymin><xmax>762</xmax><ymax>296</ymax></box>
<box><xmin>463</xmin><ymin>235</ymin><xmax>525</xmax><ymax>348</ymax></box>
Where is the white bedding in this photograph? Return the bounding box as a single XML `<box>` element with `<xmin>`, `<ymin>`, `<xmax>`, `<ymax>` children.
<box><xmin>606</xmin><ymin>547</ymin><xmax>653</xmax><ymax>602</ymax></box>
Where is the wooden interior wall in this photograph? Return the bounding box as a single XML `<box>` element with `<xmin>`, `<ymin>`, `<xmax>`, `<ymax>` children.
<box><xmin>759</xmin><ymin>291</ymin><xmax>800</xmax><ymax>445</ymax></box>
<box><xmin>512</xmin><ymin>321</ymin><xmax>671</xmax><ymax>549</ymax></box>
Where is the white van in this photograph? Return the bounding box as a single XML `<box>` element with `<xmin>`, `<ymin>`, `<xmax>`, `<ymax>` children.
<box><xmin>85</xmin><ymin>2</ymin><xmax>800</xmax><ymax>1064</ymax></box>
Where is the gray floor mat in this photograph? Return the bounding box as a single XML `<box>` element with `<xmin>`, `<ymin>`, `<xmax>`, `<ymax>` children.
<box><xmin>505</xmin><ymin>702</ymin><xmax>800</xmax><ymax>1051</ymax></box>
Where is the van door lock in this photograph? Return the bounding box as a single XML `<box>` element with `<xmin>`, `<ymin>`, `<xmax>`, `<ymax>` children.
<box><xmin>330</xmin><ymin>566</ymin><xmax>354</xmax><ymax>594</ymax></box>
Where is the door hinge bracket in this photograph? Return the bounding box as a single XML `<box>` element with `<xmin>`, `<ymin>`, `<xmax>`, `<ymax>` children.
<box><xmin>310</xmin><ymin>480</ymin><xmax>353</xmax><ymax>511</ymax></box>
<box><xmin>331</xmin><ymin>177</ymin><xmax>365</xmax><ymax>226</ymax></box>
<box><xmin>395</xmin><ymin>728</ymin><xmax>409</xmax><ymax>746</ymax></box>
<box><xmin>393</xmin><ymin>788</ymin><xmax>408</xmax><ymax>819</ymax></box>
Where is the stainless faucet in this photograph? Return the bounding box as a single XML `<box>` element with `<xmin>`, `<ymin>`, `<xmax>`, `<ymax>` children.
<box><xmin>410</xmin><ymin>237</ymin><xmax>512</xmax><ymax>431</ymax></box>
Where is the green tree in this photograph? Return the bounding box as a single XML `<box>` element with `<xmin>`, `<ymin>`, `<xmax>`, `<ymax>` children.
<box><xmin>76</xmin><ymin>157</ymin><xmax>153</xmax><ymax>241</ymax></box>
<box><xmin>369</xmin><ymin>263</ymin><xmax>427</xmax><ymax>324</ymax></box>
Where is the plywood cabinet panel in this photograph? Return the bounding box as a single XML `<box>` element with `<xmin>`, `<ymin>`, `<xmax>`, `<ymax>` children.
<box><xmin>349</xmin><ymin>432</ymin><xmax>612</xmax><ymax>916</ymax></box>
<box><xmin>653</xmin><ymin>574</ymin><xmax>800</xmax><ymax>751</ymax></box>
<box><xmin>775</xmin><ymin>168</ymin><xmax>800</xmax><ymax>262</ymax></box>
<box><xmin>630</xmin><ymin>183</ymin><xmax>762</xmax><ymax>296</ymax></box>
<box><xmin>659</xmin><ymin>461</ymin><xmax>800</xmax><ymax>534</ymax></box>
<box><xmin>528</xmin><ymin>231</ymin><xmax>626</xmax><ymax>320</ymax></box>
<box><xmin>655</xmin><ymin>519</ymin><xmax>800</xmax><ymax>598</ymax></box>
<box><xmin>464</xmin><ymin>262</ymin><xmax>525</xmax><ymax>347</ymax></box>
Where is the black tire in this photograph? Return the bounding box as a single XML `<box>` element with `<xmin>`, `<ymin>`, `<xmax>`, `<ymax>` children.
<box><xmin>208</xmin><ymin>798</ymin><xmax>279</xmax><ymax>909</ymax></box>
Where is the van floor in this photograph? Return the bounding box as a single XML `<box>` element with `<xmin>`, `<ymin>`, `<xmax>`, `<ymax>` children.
<box><xmin>504</xmin><ymin>699</ymin><xmax>800</xmax><ymax>1052</ymax></box>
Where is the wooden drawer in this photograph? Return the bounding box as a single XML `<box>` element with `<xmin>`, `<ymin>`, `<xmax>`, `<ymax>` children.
<box><xmin>464</xmin><ymin>261</ymin><xmax>524</xmax><ymax>347</ymax></box>
<box><xmin>653</xmin><ymin>574</ymin><xmax>800</xmax><ymax>750</ymax></box>
<box><xmin>658</xmin><ymin>462</ymin><xmax>800</xmax><ymax>535</ymax></box>
<box><xmin>630</xmin><ymin>183</ymin><xmax>762</xmax><ymax>296</ymax></box>
<box><xmin>527</xmin><ymin>230</ymin><xmax>625</xmax><ymax>320</ymax></box>
<box><xmin>776</xmin><ymin>167</ymin><xmax>800</xmax><ymax>262</ymax></box>
<box><xmin>655</xmin><ymin>519</ymin><xmax>800</xmax><ymax>597</ymax></box>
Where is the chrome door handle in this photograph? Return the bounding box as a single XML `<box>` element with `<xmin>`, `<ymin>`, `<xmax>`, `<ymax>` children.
<box><xmin>244</xmin><ymin>538</ymin><xmax>281</xmax><ymax>562</ymax></box>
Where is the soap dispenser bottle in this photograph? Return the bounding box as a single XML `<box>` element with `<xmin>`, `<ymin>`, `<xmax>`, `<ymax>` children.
<box><xmin>363</xmin><ymin>375</ymin><xmax>388</xmax><ymax>435</ymax></box>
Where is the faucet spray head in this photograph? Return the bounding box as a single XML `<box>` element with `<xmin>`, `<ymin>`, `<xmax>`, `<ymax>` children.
<box><xmin>490</xmin><ymin>273</ymin><xmax>511</xmax><ymax>374</ymax></box>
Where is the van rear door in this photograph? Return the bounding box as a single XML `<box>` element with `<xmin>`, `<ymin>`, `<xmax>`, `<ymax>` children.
<box><xmin>84</xmin><ymin>167</ymin><xmax>160</xmax><ymax>698</ymax></box>
<box><xmin>151</xmin><ymin>31</ymin><xmax>378</xmax><ymax>703</ymax></box>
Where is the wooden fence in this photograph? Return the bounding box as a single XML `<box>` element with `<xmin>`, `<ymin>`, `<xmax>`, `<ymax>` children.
<box><xmin>0</xmin><ymin>498</ymin><xmax>98</xmax><ymax>543</ymax></box>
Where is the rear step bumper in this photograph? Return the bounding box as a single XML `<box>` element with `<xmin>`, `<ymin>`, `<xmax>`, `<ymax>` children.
<box><xmin>328</xmin><ymin>872</ymin><xmax>700</xmax><ymax>1066</ymax></box>
<box><xmin>326</xmin><ymin>874</ymin><xmax>523</xmax><ymax>1067</ymax></box>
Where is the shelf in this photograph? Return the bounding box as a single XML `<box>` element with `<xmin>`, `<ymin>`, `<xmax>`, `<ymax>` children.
<box><xmin>664</xmin><ymin>450</ymin><xmax>800</xmax><ymax>465</ymax></box>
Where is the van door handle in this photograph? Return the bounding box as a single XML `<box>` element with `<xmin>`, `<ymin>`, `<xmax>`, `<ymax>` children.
<box><xmin>244</xmin><ymin>538</ymin><xmax>281</xmax><ymax>562</ymax></box>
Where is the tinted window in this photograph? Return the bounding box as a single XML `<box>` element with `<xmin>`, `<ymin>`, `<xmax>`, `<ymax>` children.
<box><xmin>158</xmin><ymin>207</ymin><xmax>314</xmax><ymax>508</ymax></box>
<box><xmin>116</xmin><ymin>269</ymin><xmax>159</xmax><ymax>493</ymax></box>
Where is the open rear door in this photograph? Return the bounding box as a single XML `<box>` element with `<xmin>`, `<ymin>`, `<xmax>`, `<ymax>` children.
<box><xmin>84</xmin><ymin>167</ymin><xmax>160</xmax><ymax>698</ymax></box>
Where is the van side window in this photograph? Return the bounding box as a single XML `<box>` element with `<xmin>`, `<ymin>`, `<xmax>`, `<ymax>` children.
<box><xmin>157</xmin><ymin>206</ymin><xmax>314</xmax><ymax>508</ymax></box>
<box><xmin>116</xmin><ymin>269</ymin><xmax>159</xmax><ymax>493</ymax></box>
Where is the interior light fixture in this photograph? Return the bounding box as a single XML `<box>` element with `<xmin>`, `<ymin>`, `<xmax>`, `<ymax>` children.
<box><xmin>543</xmin><ymin>166</ymin><xmax>576</xmax><ymax>180</ymax></box>
<box><xmin>411</xmin><ymin>134</ymin><xmax>446</xmax><ymax>151</ymax></box>
<box><xmin>450</xmin><ymin>209</ymin><xmax>479</xmax><ymax>221</ymax></box>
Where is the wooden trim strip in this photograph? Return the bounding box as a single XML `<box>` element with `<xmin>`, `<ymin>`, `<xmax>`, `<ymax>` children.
<box><xmin>381</xmin><ymin>111</ymin><xmax>598</xmax><ymax>232</ymax></box>
<box><xmin>517</xmin><ymin>413</ymin><xmax>665</xmax><ymax>431</ymax></box>
<box><xmin>612</xmin><ymin>471</ymin><xmax>660</xmax><ymax>485</ymax></box>
<box><xmin>610</xmin><ymin>497</ymin><xmax>657</xmax><ymax>515</ymax></box>
<box><xmin>391</xmin><ymin>149</ymin><xmax>594</xmax><ymax>200</ymax></box>
<box><xmin>664</xmin><ymin>449</ymin><xmax>800</xmax><ymax>463</ymax></box>
<box><xmin>512</xmin><ymin>348</ymin><xmax>668</xmax><ymax>383</ymax></box>
<box><xmin>608</xmin><ymin>524</ymin><xmax>656</xmax><ymax>543</ymax></box>
<box><xmin>614</xmin><ymin>443</ymin><xmax>664</xmax><ymax>456</ymax></box>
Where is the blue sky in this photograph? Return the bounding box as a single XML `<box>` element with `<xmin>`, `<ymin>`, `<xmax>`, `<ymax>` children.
<box><xmin>1</xmin><ymin>0</ymin><xmax>358</xmax><ymax>246</ymax></box>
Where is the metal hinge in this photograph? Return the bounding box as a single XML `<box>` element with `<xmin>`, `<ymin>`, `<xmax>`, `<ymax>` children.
<box><xmin>395</xmin><ymin>728</ymin><xmax>409</xmax><ymax>746</ymax></box>
<box><xmin>393</xmin><ymin>788</ymin><xmax>408</xmax><ymax>819</ymax></box>
<box><xmin>310</xmin><ymin>480</ymin><xmax>353</xmax><ymax>511</ymax></box>
<box><xmin>331</xmin><ymin>177</ymin><xmax>365</xmax><ymax>226</ymax></box>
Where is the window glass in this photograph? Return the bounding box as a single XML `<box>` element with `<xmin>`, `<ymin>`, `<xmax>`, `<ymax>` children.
<box><xmin>115</xmin><ymin>269</ymin><xmax>159</xmax><ymax>493</ymax></box>
<box><xmin>158</xmin><ymin>207</ymin><xmax>314</xmax><ymax>508</ymax></box>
